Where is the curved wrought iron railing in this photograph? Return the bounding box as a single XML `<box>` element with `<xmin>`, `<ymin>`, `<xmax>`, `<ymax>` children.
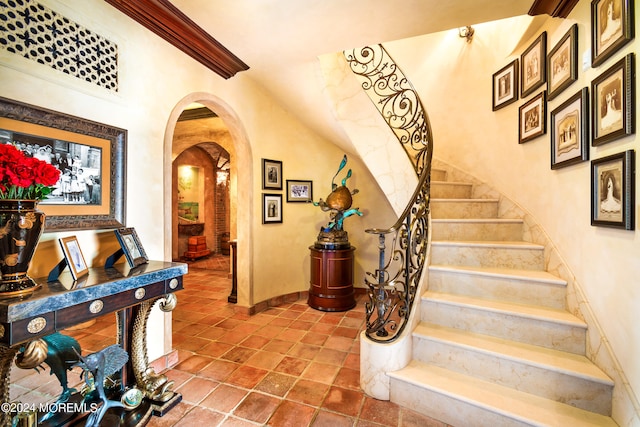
<box><xmin>343</xmin><ymin>44</ymin><xmax>433</xmax><ymax>342</ymax></box>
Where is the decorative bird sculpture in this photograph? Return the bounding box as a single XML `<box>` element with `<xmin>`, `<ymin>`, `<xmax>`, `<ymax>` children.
<box><xmin>75</xmin><ymin>344</ymin><xmax>129</xmax><ymax>427</ymax></box>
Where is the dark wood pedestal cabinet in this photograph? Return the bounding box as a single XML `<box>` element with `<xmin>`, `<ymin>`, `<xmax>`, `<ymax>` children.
<box><xmin>308</xmin><ymin>246</ymin><xmax>356</xmax><ymax>312</ymax></box>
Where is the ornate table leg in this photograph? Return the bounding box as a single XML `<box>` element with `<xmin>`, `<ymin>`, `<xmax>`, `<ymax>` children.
<box><xmin>0</xmin><ymin>345</ymin><xmax>19</xmax><ymax>426</ymax></box>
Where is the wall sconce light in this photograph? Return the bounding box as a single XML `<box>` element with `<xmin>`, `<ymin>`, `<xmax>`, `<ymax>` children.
<box><xmin>459</xmin><ymin>25</ymin><xmax>474</xmax><ymax>43</ymax></box>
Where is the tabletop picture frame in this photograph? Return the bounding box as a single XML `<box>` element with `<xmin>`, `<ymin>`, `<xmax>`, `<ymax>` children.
<box><xmin>115</xmin><ymin>227</ymin><xmax>149</xmax><ymax>268</ymax></box>
<box><xmin>262</xmin><ymin>158</ymin><xmax>283</xmax><ymax>190</ymax></box>
<box><xmin>59</xmin><ymin>236</ymin><xmax>89</xmax><ymax>280</ymax></box>
<box><xmin>591</xmin><ymin>53</ymin><xmax>635</xmax><ymax>146</ymax></box>
<box><xmin>262</xmin><ymin>193</ymin><xmax>283</xmax><ymax>224</ymax></box>
<box><xmin>551</xmin><ymin>88</ymin><xmax>589</xmax><ymax>169</ymax></box>
<box><xmin>492</xmin><ymin>59</ymin><xmax>519</xmax><ymax>111</ymax></box>
<box><xmin>548</xmin><ymin>24</ymin><xmax>578</xmax><ymax>101</ymax></box>
<box><xmin>519</xmin><ymin>91</ymin><xmax>547</xmax><ymax>143</ymax></box>
<box><xmin>521</xmin><ymin>32</ymin><xmax>547</xmax><ymax>98</ymax></box>
<box><xmin>591</xmin><ymin>150</ymin><xmax>635</xmax><ymax>229</ymax></box>
<box><xmin>286</xmin><ymin>179</ymin><xmax>313</xmax><ymax>202</ymax></box>
<box><xmin>591</xmin><ymin>0</ymin><xmax>634</xmax><ymax>67</ymax></box>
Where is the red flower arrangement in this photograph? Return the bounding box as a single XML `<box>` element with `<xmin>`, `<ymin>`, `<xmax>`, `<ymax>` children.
<box><xmin>0</xmin><ymin>144</ymin><xmax>61</xmax><ymax>200</ymax></box>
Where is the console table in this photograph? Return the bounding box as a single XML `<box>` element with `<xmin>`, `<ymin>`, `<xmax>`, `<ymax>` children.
<box><xmin>0</xmin><ymin>261</ymin><xmax>187</xmax><ymax>427</ymax></box>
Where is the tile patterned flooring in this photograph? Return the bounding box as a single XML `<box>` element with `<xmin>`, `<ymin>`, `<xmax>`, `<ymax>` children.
<box><xmin>9</xmin><ymin>265</ymin><xmax>451</xmax><ymax>426</ymax></box>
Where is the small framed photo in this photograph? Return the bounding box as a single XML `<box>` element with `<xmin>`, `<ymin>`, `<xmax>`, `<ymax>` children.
<box><xmin>59</xmin><ymin>236</ymin><xmax>89</xmax><ymax>280</ymax></box>
<box><xmin>547</xmin><ymin>24</ymin><xmax>578</xmax><ymax>101</ymax></box>
<box><xmin>262</xmin><ymin>158</ymin><xmax>283</xmax><ymax>190</ymax></box>
<box><xmin>591</xmin><ymin>150</ymin><xmax>635</xmax><ymax>229</ymax></box>
<box><xmin>519</xmin><ymin>91</ymin><xmax>547</xmax><ymax>143</ymax></box>
<box><xmin>262</xmin><ymin>193</ymin><xmax>283</xmax><ymax>224</ymax></box>
<box><xmin>591</xmin><ymin>0</ymin><xmax>634</xmax><ymax>67</ymax></box>
<box><xmin>286</xmin><ymin>179</ymin><xmax>313</xmax><ymax>202</ymax></box>
<box><xmin>492</xmin><ymin>59</ymin><xmax>519</xmax><ymax>111</ymax></box>
<box><xmin>115</xmin><ymin>227</ymin><xmax>149</xmax><ymax>268</ymax></box>
<box><xmin>550</xmin><ymin>87</ymin><xmax>589</xmax><ymax>169</ymax></box>
<box><xmin>521</xmin><ymin>32</ymin><xmax>547</xmax><ymax>98</ymax></box>
<box><xmin>591</xmin><ymin>53</ymin><xmax>635</xmax><ymax>146</ymax></box>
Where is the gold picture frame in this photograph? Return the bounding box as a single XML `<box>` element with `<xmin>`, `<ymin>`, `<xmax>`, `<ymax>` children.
<box><xmin>59</xmin><ymin>236</ymin><xmax>89</xmax><ymax>280</ymax></box>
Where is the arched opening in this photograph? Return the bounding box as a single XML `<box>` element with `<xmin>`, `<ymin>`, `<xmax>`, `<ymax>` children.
<box><xmin>164</xmin><ymin>93</ymin><xmax>253</xmax><ymax>307</ymax></box>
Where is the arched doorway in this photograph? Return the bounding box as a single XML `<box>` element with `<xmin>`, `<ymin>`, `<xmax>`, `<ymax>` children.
<box><xmin>163</xmin><ymin>93</ymin><xmax>254</xmax><ymax>307</ymax></box>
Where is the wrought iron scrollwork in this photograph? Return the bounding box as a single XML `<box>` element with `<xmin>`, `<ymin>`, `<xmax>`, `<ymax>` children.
<box><xmin>344</xmin><ymin>44</ymin><xmax>433</xmax><ymax>343</ymax></box>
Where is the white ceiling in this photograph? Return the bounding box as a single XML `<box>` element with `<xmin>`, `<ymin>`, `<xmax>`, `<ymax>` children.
<box><xmin>171</xmin><ymin>0</ymin><xmax>533</xmax><ymax>151</ymax></box>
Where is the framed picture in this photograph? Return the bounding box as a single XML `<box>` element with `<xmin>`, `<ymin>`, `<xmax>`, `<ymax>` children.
<box><xmin>550</xmin><ymin>88</ymin><xmax>589</xmax><ymax>169</ymax></box>
<box><xmin>0</xmin><ymin>97</ymin><xmax>126</xmax><ymax>232</ymax></box>
<box><xmin>262</xmin><ymin>158</ymin><xmax>283</xmax><ymax>190</ymax></box>
<box><xmin>59</xmin><ymin>236</ymin><xmax>89</xmax><ymax>280</ymax></box>
<box><xmin>286</xmin><ymin>179</ymin><xmax>313</xmax><ymax>202</ymax></box>
<box><xmin>547</xmin><ymin>24</ymin><xmax>578</xmax><ymax>101</ymax></box>
<box><xmin>262</xmin><ymin>193</ymin><xmax>283</xmax><ymax>224</ymax></box>
<box><xmin>114</xmin><ymin>227</ymin><xmax>149</xmax><ymax>268</ymax></box>
<box><xmin>519</xmin><ymin>91</ymin><xmax>547</xmax><ymax>143</ymax></box>
<box><xmin>521</xmin><ymin>32</ymin><xmax>547</xmax><ymax>98</ymax></box>
<box><xmin>591</xmin><ymin>150</ymin><xmax>635</xmax><ymax>229</ymax></box>
<box><xmin>492</xmin><ymin>59</ymin><xmax>519</xmax><ymax>111</ymax></box>
<box><xmin>591</xmin><ymin>53</ymin><xmax>635</xmax><ymax>146</ymax></box>
<box><xmin>591</xmin><ymin>0</ymin><xmax>635</xmax><ymax>67</ymax></box>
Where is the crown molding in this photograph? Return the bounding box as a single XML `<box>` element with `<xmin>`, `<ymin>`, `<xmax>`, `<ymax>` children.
<box><xmin>529</xmin><ymin>0</ymin><xmax>580</xmax><ymax>18</ymax></box>
<box><xmin>105</xmin><ymin>0</ymin><xmax>249</xmax><ymax>79</ymax></box>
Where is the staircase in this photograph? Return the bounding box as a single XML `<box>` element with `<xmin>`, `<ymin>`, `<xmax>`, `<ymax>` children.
<box><xmin>387</xmin><ymin>167</ymin><xmax>618</xmax><ymax>427</ymax></box>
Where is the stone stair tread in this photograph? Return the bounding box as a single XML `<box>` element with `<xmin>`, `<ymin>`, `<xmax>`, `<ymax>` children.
<box><xmin>431</xmin><ymin>198</ymin><xmax>500</xmax><ymax>202</ymax></box>
<box><xmin>431</xmin><ymin>218</ymin><xmax>523</xmax><ymax>224</ymax></box>
<box><xmin>423</xmin><ymin>291</ymin><xmax>586</xmax><ymax>327</ymax></box>
<box><xmin>429</xmin><ymin>264</ymin><xmax>567</xmax><ymax>285</ymax></box>
<box><xmin>431</xmin><ymin>240</ymin><xmax>544</xmax><ymax>249</ymax></box>
<box><xmin>389</xmin><ymin>361</ymin><xmax>618</xmax><ymax>427</ymax></box>
<box><xmin>415</xmin><ymin>323</ymin><xmax>613</xmax><ymax>385</ymax></box>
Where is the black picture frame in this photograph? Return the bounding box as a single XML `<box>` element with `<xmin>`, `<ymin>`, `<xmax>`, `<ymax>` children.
<box><xmin>0</xmin><ymin>97</ymin><xmax>126</xmax><ymax>232</ymax></box>
<box><xmin>59</xmin><ymin>236</ymin><xmax>89</xmax><ymax>280</ymax></box>
<box><xmin>262</xmin><ymin>158</ymin><xmax>283</xmax><ymax>190</ymax></box>
<box><xmin>492</xmin><ymin>59</ymin><xmax>519</xmax><ymax>111</ymax></box>
<box><xmin>521</xmin><ymin>32</ymin><xmax>547</xmax><ymax>98</ymax></box>
<box><xmin>591</xmin><ymin>0</ymin><xmax>635</xmax><ymax>67</ymax></box>
<box><xmin>114</xmin><ymin>227</ymin><xmax>149</xmax><ymax>268</ymax></box>
<box><xmin>262</xmin><ymin>193</ymin><xmax>283</xmax><ymax>224</ymax></box>
<box><xmin>547</xmin><ymin>24</ymin><xmax>578</xmax><ymax>101</ymax></box>
<box><xmin>591</xmin><ymin>53</ymin><xmax>635</xmax><ymax>146</ymax></box>
<box><xmin>286</xmin><ymin>179</ymin><xmax>313</xmax><ymax>202</ymax></box>
<box><xmin>519</xmin><ymin>91</ymin><xmax>547</xmax><ymax>143</ymax></box>
<box><xmin>550</xmin><ymin>88</ymin><xmax>590</xmax><ymax>169</ymax></box>
<box><xmin>591</xmin><ymin>150</ymin><xmax>635</xmax><ymax>229</ymax></box>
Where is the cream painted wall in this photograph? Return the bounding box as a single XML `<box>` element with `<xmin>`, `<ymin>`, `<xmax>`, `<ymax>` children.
<box><xmin>0</xmin><ymin>0</ymin><xmax>397</xmax><ymax>359</ymax></box>
<box><xmin>385</xmin><ymin>0</ymin><xmax>640</xmax><ymax>408</ymax></box>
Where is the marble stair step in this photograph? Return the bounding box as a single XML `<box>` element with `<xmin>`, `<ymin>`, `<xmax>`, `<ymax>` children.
<box><xmin>413</xmin><ymin>323</ymin><xmax>613</xmax><ymax>415</ymax></box>
<box><xmin>430</xmin><ymin>198</ymin><xmax>499</xmax><ymax>219</ymax></box>
<box><xmin>430</xmin><ymin>181</ymin><xmax>473</xmax><ymax>199</ymax></box>
<box><xmin>430</xmin><ymin>240</ymin><xmax>545</xmax><ymax>270</ymax></box>
<box><xmin>421</xmin><ymin>291</ymin><xmax>586</xmax><ymax>354</ymax></box>
<box><xmin>431</xmin><ymin>218</ymin><xmax>524</xmax><ymax>241</ymax></box>
<box><xmin>428</xmin><ymin>265</ymin><xmax>567</xmax><ymax>309</ymax></box>
<box><xmin>431</xmin><ymin>168</ymin><xmax>447</xmax><ymax>181</ymax></box>
<box><xmin>388</xmin><ymin>361</ymin><xmax>618</xmax><ymax>427</ymax></box>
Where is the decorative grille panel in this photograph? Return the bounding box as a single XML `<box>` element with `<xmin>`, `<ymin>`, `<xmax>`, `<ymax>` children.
<box><xmin>0</xmin><ymin>0</ymin><xmax>118</xmax><ymax>91</ymax></box>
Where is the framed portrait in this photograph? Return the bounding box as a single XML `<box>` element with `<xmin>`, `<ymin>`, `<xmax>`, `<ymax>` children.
<box><xmin>519</xmin><ymin>91</ymin><xmax>547</xmax><ymax>143</ymax></box>
<box><xmin>591</xmin><ymin>150</ymin><xmax>635</xmax><ymax>229</ymax></box>
<box><xmin>521</xmin><ymin>32</ymin><xmax>547</xmax><ymax>98</ymax></box>
<box><xmin>492</xmin><ymin>59</ymin><xmax>519</xmax><ymax>111</ymax></box>
<box><xmin>262</xmin><ymin>193</ymin><xmax>283</xmax><ymax>224</ymax></box>
<box><xmin>262</xmin><ymin>158</ymin><xmax>283</xmax><ymax>190</ymax></box>
<box><xmin>59</xmin><ymin>236</ymin><xmax>89</xmax><ymax>280</ymax></box>
<box><xmin>286</xmin><ymin>179</ymin><xmax>313</xmax><ymax>202</ymax></box>
<box><xmin>591</xmin><ymin>0</ymin><xmax>635</xmax><ymax>67</ymax></box>
<box><xmin>114</xmin><ymin>227</ymin><xmax>149</xmax><ymax>268</ymax></box>
<box><xmin>0</xmin><ymin>97</ymin><xmax>126</xmax><ymax>232</ymax></box>
<box><xmin>550</xmin><ymin>88</ymin><xmax>589</xmax><ymax>169</ymax></box>
<box><xmin>547</xmin><ymin>24</ymin><xmax>578</xmax><ymax>101</ymax></box>
<box><xmin>591</xmin><ymin>53</ymin><xmax>635</xmax><ymax>146</ymax></box>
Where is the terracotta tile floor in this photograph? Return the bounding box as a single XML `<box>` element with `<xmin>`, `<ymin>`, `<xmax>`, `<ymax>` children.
<box><xmin>9</xmin><ymin>265</ymin><xmax>451</xmax><ymax>426</ymax></box>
